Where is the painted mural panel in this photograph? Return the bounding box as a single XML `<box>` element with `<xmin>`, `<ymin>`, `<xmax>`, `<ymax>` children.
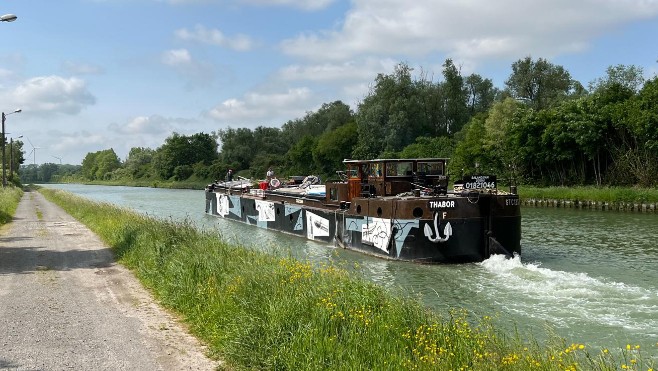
<box><xmin>392</xmin><ymin>219</ymin><xmax>419</xmax><ymax>258</ymax></box>
<box><xmin>228</xmin><ymin>195</ymin><xmax>242</xmax><ymax>218</ymax></box>
<box><xmin>216</xmin><ymin>194</ymin><xmax>229</xmax><ymax>217</ymax></box>
<box><xmin>306</xmin><ymin>211</ymin><xmax>329</xmax><ymax>240</ymax></box>
<box><xmin>285</xmin><ymin>205</ymin><xmax>304</xmax><ymax>231</ymax></box>
<box><xmin>255</xmin><ymin>200</ymin><xmax>275</xmax><ymax>222</ymax></box>
<box><xmin>362</xmin><ymin>217</ymin><xmax>392</xmax><ymax>252</ymax></box>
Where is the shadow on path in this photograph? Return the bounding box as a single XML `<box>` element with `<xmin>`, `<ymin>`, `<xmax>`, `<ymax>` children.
<box><xmin>0</xmin><ymin>238</ymin><xmax>114</xmax><ymax>275</ymax></box>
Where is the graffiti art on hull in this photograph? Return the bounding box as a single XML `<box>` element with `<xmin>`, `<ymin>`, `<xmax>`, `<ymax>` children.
<box><xmin>216</xmin><ymin>194</ymin><xmax>229</xmax><ymax>217</ymax></box>
<box><xmin>228</xmin><ymin>195</ymin><xmax>242</xmax><ymax>218</ymax></box>
<box><xmin>362</xmin><ymin>217</ymin><xmax>392</xmax><ymax>253</ymax></box>
<box><xmin>345</xmin><ymin>217</ymin><xmax>363</xmax><ymax>232</ymax></box>
<box><xmin>285</xmin><ymin>205</ymin><xmax>304</xmax><ymax>231</ymax></box>
<box><xmin>306</xmin><ymin>211</ymin><xmax>329</xmax><ymax>240</ymax></box>
<box><xmin>255</xmin><ymin>200</ymin><xmax>275</xmax><ymax>222</ymax></box>
<box><xmin>392</xmin><ymin>219</ymin><xmax>419</xmax><ymax>258</ymax></box>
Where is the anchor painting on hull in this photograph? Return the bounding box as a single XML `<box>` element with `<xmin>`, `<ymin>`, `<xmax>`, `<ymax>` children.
<box><xmin>424</xmin><ymin>212</ymin><xmax>453</xmax><ymax>243</ymax></box>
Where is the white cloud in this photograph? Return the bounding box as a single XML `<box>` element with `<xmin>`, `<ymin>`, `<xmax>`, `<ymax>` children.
<box><xmin>0</xmin><ymin>68</ymin><xmax>15</xmax><ymax>81</ymax></box>
<box><xmin>280</xmin><ymin>0</ymin><xmax>658</xmax><ymax>67</ymax></box>
<box><xmin>48</xmin><ymin>130</ymin><xmax>107</xmax><ymax>155</ymax></box>
<box><xmin>241</xmin><ymin>0</ymin><xmax>334</xmax><ymax>11</ymax></box>
<box><xmin>8</xmin><ymin>76</ymin><xmax>96</xmax><ymax>115</ymax></box>
<box><xmin>162</xmin><ymin>49</ymin><xmax>215</xmax><ymax>89</ymax></box>
<box><xmin>278</xmin><ymin>58</ymin><xmax>399</xmax><ymax>83</ymax></box>
<box><xmin>109</xmin><ymin>114</ymin><xmax>194</xmax><ymax>135</ymax></box>
<box><xmin>175</xmin><ymin>25</ymin><xmax>255</xmax><ymax>51</ymax></box>
<box><xmin>166</xmin><ymin>0</ymin><xmax>334</xmax><ymax>10</ymax></box>
<box><xmin>206</xmin><ymin>87</ymin><xmax>312</xmax><ymax>125</ymax></box>
<box><xmin>162</xmin><ymin>49</ymin><xmax>193</xmax><ymax>66</ymax></box>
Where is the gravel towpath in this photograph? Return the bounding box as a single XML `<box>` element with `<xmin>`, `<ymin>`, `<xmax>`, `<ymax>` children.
<box><xmin>0</xmin><ymin>190</ymin><xmax>220</xmax><ymax>370</ymax></box>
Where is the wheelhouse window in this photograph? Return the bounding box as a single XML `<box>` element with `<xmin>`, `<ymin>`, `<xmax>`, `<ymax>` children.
<box><xmin>369</xmin><ymin>163</ymin><xmax>383</xmax><ymax>178</ymax></box>
<box><xmin>418</xmin><ymin>161</ymin><xmax>444</xmax><ymax>176</ymax></box>
<box><xmin>386</xmin><ymin>161</ymin><xmax>413</xmax><ymax>177</ymax></box>
<box><xmin>347</xmin><ymin>165</ymin><xmax>360</xmax><ymax>179</ymax></box>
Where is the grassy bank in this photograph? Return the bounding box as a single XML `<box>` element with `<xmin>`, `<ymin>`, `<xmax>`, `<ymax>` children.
<box><xmin>0</xmin><ymin>186</ymin><xmax>24</xmax><ymax>225</ymax></box>
<box><xmin>518</xmin><ymin>186</ymin><xmax>658</xmax><ymax>204</ymax></box>
<box><xmin>37</xmin><ymin>188</ymin><xmax>655</xmax><ymax>370</ymax></box>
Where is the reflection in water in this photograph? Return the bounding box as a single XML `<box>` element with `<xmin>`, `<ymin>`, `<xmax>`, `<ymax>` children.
<box><xmin>43</xmin><ymin>184</ymin><xmax>658</xmax><ymax>354</ymax></box>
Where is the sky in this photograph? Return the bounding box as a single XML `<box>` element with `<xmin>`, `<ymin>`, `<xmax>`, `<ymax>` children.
<box><xmin>1</xmin><ymin>0</ymin><xmax>657</xmax><ymax>166</ymax></box>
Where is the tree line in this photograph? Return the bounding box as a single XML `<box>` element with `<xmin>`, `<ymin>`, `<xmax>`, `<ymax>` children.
<box><xmin>18</xmin><ymin>57</ymin><xmax>658</xmax><ymax>187</ymax></box>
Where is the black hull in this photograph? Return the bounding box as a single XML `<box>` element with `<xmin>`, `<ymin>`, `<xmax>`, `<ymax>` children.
<box><xmin>205</xmin><ymin>189</ymin><xmax>521</xmax><ymax>264</ymax></box>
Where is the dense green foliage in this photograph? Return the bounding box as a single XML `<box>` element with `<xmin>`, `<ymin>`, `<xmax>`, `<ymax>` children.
<box><xmin>17</xmin><ymin>58</ymin><xmax>658</xmax><ymax>188</ymax></box>
<box><xmin>39</xmin><ymin>188</ymin><xmax>655</xmax><ymax>370</ymax></box>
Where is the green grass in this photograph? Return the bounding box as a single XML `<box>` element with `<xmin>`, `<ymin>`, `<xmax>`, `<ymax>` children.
<box><xmin>0</xmin><ymin>186</ymin><xmax>24</xmax><ymax>225</ymax></box>
<box><xmin>38</xmin><ymin>188</ymin><xmax>656</xmax><ymax>370</ymax></box>
<box><xmin>518</xmin><ymin>186</ymin><xmax>658</xmax><ymax>204</ymax></box>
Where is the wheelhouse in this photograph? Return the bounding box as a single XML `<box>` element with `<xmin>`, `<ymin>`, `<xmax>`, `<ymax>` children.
<box><xmin>326</xmin><ymin>158</ymin><xmax>450</xmax><ymax>205</ymax></box>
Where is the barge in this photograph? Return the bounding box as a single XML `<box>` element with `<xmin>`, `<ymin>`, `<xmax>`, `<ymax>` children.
<box><xmin>205</xmin><ymin>158</ymin><xmax>521</xmax><ymax>263</ymax></box>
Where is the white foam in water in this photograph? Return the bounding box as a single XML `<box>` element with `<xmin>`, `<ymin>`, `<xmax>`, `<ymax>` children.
<box><xmin>476</xmin><ymin>254</ymin><xmax>658</xmax><ymax>338</ymax></box>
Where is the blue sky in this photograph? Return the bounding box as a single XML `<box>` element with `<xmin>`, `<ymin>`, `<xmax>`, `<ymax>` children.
<box><xmin>1</xmin><ymin>0</ymin><xmax>657</xmax><ymax>165</ymax></box>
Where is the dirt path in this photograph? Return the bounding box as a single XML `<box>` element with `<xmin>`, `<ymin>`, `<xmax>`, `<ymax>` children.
<box><xmin>0</xmin><ymin>190</ymin><xmax>220</xmax><ymax>370</ymax></box>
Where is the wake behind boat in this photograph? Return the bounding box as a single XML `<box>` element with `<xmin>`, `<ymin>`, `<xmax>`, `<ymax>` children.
<box><xmin>205</xmin><ymin>158</ymin><xmax>521</xmax><ymax>263</ymax></box>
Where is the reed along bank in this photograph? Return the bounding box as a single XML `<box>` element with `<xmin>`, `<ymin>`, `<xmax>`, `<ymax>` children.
<box><xmin>38</xmin><ymin>187</ymin><xmax>657</xmax><ymax>371</ymax></box>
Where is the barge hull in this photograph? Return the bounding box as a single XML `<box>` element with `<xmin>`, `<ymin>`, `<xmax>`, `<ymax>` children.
<box><xmin>205</xmin><ymin>190</ymin><xmax>521</xmax><ymax>263</ymax></box>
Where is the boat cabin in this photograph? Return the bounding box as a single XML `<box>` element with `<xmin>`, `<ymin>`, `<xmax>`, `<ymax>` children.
<box><xmin>325</xmin><ymin>158</ymin><xmax>449</xmax><ymax>205</ymax></box>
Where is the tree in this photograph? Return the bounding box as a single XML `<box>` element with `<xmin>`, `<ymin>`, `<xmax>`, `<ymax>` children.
<box><xmin>95</xmin><ymin>149</ymin><xmax>121</xmax><ymax>180</ymax></box>
<box><xmin>124</xmin><ymin>147</ymin><xmax>155</xmax><ymax>179</ymax></box>
<box><xmin>79</xmin><ymin>149</ymin><xmax>120</xmax><ymax>180</ymax></box>
<box><xmin>8</xmin><ymin>139</ymin><xmax>25</xmax><ymax>181</ymax></box>
<box><xmin>81</xmin><ymin>152</ymin><xmax>99</xmax><ymax>180</ymax></box>
<box><xmin>319</xmin><ymin>101</ymin><xmax>354</xmax><ymax>132</ymax></box>
<box><xmin>281</xmin><ymin>101</ymin><xmax>354</xmax><ymax>146</ymax></box>
<box><xmin>465</xmin><ymin>73</ymin><xmax>499</xmax><ymax>116</ymax></box>
<box><xmin>354</xmin><ymin>63</ymin><xmax>427</xmax><ymax>158</ymax></box>
<box><xmin>589</xmin><ymin>64</ymin><xmax>645</xmax><ymax>93</ymax></box>
<box><xmin>505</xmin><ymin>56</ymin><xmax>575</xmax><ymax>110</ymax></box>
<box><xmin>481</xmin><ymin>98</ymin><xmax>524</xmax><ymax>178</ymax></box>
<box><xmin>173</xmin><ymin>165</ymin><xmax>193</xmax><ymax>181</ymax></box>
<box><xmin>441</xmin><ymin>59</ymin><xmax>469</xmax><ymax>134</ymax></box>
<box><xmin>217</xmin><ymin>128</ymin><xmax>256</xmax><ymax>171</ymax></box>
<box><xmin>604</xmin><ymin>77</ymin><xmax>658</xmax><ymax>186</ymax></box>
<box><xmin>312</xmin><ymin>121</ymin><xmax>358</xmax><ymax>179</ymax></box>
<box><xmin>152</xmin><ymin>132</ymin><xmax>218</xmax><ymax>180</ymax></box>
<box><xmin>398</xmin><ymin>136</ymin><xmax>455</xmax><ymax>159</ymax></box>
<box><xmin>285</xmin><ymin>135</ymin><xmax>318</xmax><ymax>175</ymax></box>
<box><xmin>38</xmin><ymin>163</ymin><xmax>59</xmax><ymax>183</ymax></box>
<box><xmin>450</xmin><ymin>114</ymin><xmax>489</xmax><ymax>178</ymax></box>
<box><xmin>252</xmin><ymin>126</ymin><xmax>286</xmax><ymax>158</ymax></box>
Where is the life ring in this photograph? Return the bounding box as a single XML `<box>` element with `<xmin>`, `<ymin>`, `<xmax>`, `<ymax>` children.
<box><xmin>269</xmin><ymin>178</ymin><xmax>281</xmax><ymax>188</ymax></box>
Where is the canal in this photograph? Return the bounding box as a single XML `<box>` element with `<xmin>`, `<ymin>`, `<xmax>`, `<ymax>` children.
<box><xmin>42</xmin><ymin>184</ymin><xmax>658</xmax><ymax>355</ymax></box>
